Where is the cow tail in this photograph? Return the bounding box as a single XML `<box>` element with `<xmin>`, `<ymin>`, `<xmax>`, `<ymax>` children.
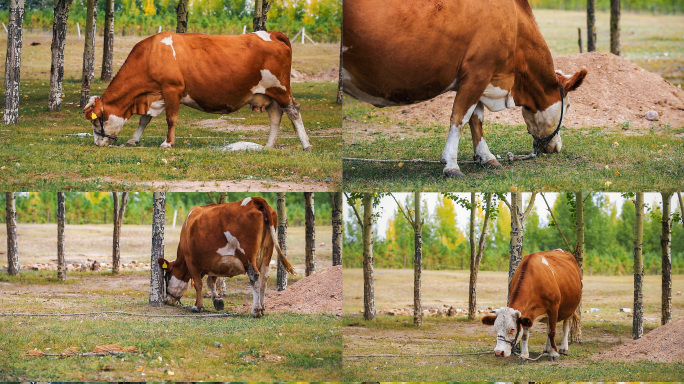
<box><xmin>270</xmin><ymin>225</ymin><xmax>296</xmax><ymax>275</ymax></box>
<box><xmin>571</xmin><ymin>310</ymin><xmax>581</xmax><ymax>337</ymax></box>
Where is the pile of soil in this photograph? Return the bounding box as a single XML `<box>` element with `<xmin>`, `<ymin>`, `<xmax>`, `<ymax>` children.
<box><xmin>592</xmin><ymin>316</ymin><xmax>684</xmax><ymax>363</ymax></box>
<box><xmin>265</xmin><ymin>265</ymin><xmax>341</xmax><ymax>316</ymax></box>
<box><xmin>384</xmin><ymin>52</ymin><xmax>684</xmax><ymax>129</ymax></box>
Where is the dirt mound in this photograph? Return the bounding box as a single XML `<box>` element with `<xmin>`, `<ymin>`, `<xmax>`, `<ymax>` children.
<box><xmin>291</xmin><ymin>67</ymin><xmax>339</xmax><ymax>82</ymax></box>
<box><xmin>265</xmin><ymin>265</ymin><xmax>341</xmax><ymax>316</ymax></box>
<box><xmin>592</xmin><ymin>316</ymin><xmax>684</xmax><ymax>363</ymax></box>
<box><xmin>383</xmin><ymin>52</ymin><xmax>684</xmax><ymax>129</ymax></box>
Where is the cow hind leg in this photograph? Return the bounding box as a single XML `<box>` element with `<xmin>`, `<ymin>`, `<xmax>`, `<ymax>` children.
<box><xmin>265</xmin><ymin>101</ymin><xmax>283</xmax><ymax>148</ymax></box>
<box><xmin>468</xmin><ymin>102</ymin><xmax>500</xmax><ymax>167</ymax></box>
<box><xmin>127</xmin><ymin>114</ymin><xmax>153</xmax><ymax>146</ymax></box>
<box><xmin>258</xmin><ymin>264</ymin><xmax>270</xmax><ymax>315</ymax></box>
<box><xmin>559</xmin><ymin>318</ymin><xmax>571</xmax><ymax>354</ymax></box>
<box><xmin>283</xmin><ymin>100</ymin><xmax>312</xmax><ymax>151</ymax></box>
<box><xmin>207</xmin><ymin>275</ymin><xmax>224</xmax><ymax>311</ymax></box>
<box><xmin>546</xmin><ymin>312</ymin><xmax>560</xmax><ymax>361</ymax></box>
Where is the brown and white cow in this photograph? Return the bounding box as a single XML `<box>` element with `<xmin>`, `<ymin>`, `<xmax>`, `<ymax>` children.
<box><xmin>481</xmin><ymin>250</ymin><xmax>582</xmax><ymax>361</ymax></box>
<box><xmin>342</xmin><ymin>0</ymin><xmax>588</xmax><ymax>177</ymax></box>
<box><xmin>157</xmin><ymin>197</ymin><xmax>295</xmax><ymax>317</ymax></box>
<box><xmin>84</xmin><ymin>32</ymin><xmax>311</xmax><ymax>150</ymax></box>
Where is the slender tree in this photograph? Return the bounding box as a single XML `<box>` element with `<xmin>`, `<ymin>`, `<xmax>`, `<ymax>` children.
<box><xmin>48</xmin><ymin>0</ymin><xmax>73</xmax><ymax>111</ymax></box>
<box><xmin>305</xmin><ymin>192</ymin><xmax>316</xmax><ymax>276</ymax></box>
<box><xmin>362</xmin><ymin>193</ymin><xmax>375</xmax><ymax>320</ymax></box>
<box><xmin>633</xmin><ymin>192</ymin><xmax>644</xmax><ymax>339</ymax></box>
<box><xmin>468</xmin><ymin>193</ymin><xmax>494</xmax><ymax>320</ymax></box>
<box><xmin>276</xmin><ymin>192</ymin><xmax>288</xmax><ymax>290</ymax></box>
<box><xmin>176</xmin><ymin>0</ymin><xmax>189</xmax><ymax>33</ymax></box>
<box><xmin>252</xmin><ymin>0</ymin><xmax>274</xmax><ymax>31</ymax></box>
<box><xmin>57</xmin><ymin>192</ymin><xmax>66</xmax><ymax>281</ymax></box>
<box><xmin>572</xmin><ymin>192</ymin><xmax>585</xmax><ymax>343</ymax></box>
<box><xmin>149</xmin><ymin>192</ymin><xmax>166</xmax><ymax>307</ymax></box>
<box><xmin>337</xmin><ymin>18</ymin><xmax>343</xmax><ymax>105</ymax></box>
<box><xmin>610</xmin><ymin>0</ymin><xmax>621</xmax><ymax>55</ymax></box>
<box><xmin>79</xmin><ymin>0</ymin><xmax>97</xmax><ymax>108</ymax></box>
<box><xmin>112</xmin><ymin>192</ymin><xmax>129</xmax><ymax>274</ymax></box>
<box><xmin>5</xmin><ymin>193</ymin><xmax>19</xmax><ymax>275</ymax></box>
<box><xmin>101</xmin><ymin>0</ymin><xmax>115</xmax><ymax>81</ymax></box>
<box><xmin>3</xmin><ymin>0</ymin><xmax>26</xmax><ymax>124</ymax></box>
<box><xmin>469</xmin><ymin>193</ymin><xmax>476</xmax><ymax>275</ymax></box>
<box><xmin>331</xmin><ymin>192</ymin><xmax>343</xmax><ymax>266</ymax></box>
<box><xmin>500</xmin><ymin>192</ymin><xmax>537</xmax><ymax>300</ymax></box>
<box><xmin>587</xmin><ymin>0</ymin><xmax>597</xmax><ymax>52</ymax></box>
<box><xmin>661</xmin><ymin>192</ymin><xmax>673</xmax><ymax>325</ymax></box>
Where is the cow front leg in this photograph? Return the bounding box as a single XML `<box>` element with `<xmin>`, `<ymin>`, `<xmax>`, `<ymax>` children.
<box><xmin>207</xmin><ymin>275</ymin><xmax>224</xmax><ymax>311</ymax></box>
<box><xmin>265</xmin><ymin>101</ymin><xmax>283</xmax><ymax>148</ymax></box>
<box><xmin>190</xmin><ymin>272</ymin><xmax>204</xmax><ymax>312</ymax></box>
<box><xmin>546</xmin><ymin>312</ymin><xmax>559</xmax><ymax>361</ymax></box>
<box><xmin>559</xmin><ymin>318</ymin><xmax>571</xmax><ymax>355</ymax></box>
<box><xmin>160</xmin><ymin>92</ymin><xmax>181</xmax><ymax>148</ymax></box>
<box><xmin>519</xmin><ymin>327</ymin><xmax>530</xmax><ymax>360</ymax></box>
<box><xmin>283</xmin><ymin>101</ymin><xmax>312</xmax><ymax>151</ymax></box>
<box><xmin>469</xmin><ymin>102</ymin><xmax>500</xmax><ymax>167</ymax></box>
<box><xmin>126</xmin><ymin>115</ymin><xmax>153</xmax><ymax>146</ymax></box>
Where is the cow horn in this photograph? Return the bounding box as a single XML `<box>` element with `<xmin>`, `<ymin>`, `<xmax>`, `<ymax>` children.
<box><xmin>83</xmin><ymin>96</ymin><xmax>97</xmax><ymax>111</ymax></box>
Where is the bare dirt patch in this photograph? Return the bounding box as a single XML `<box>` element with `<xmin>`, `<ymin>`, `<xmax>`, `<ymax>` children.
<box><xmin>592</xmin><ymin>316</ymin><xmax>684</xmax><ymax>363</ymax></box>
<box><xmin>265</xmin><ymin>265</ymin><xmax>342</xmax><ymax>316</ymax></box>
<box><xmin>291</xmin><ymin>68</ymin><xmax>339</xmax><ymax>83</ymax></box>
<box><xmin>91</xmin><ymin>177</ymin><xmax>337</xmax><ymax>192</ymax></box>
<box><xmin>381</xmin><ymin>52</ymin><xmax>684</xmax><ymax>129</ymax></box>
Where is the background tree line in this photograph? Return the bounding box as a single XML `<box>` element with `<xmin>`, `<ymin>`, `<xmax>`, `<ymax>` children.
<box><xmin>529</xmin><ymin>0</ymin><xmax>681</xmax><ymax>13</ymax></box>
<box><xmin>0</xmin><ymin>0</ymin><xmax>341</xmax><ymax>41</ymax></box>
<box><xmin>0</xmin><ymin>192</ymin><xmax>334</xmax><ymax>226</ymax></box>
<box><xmin>344</xmin><ymin>193</ymin><xmax>684</xmax><ymax>276</ymax></box>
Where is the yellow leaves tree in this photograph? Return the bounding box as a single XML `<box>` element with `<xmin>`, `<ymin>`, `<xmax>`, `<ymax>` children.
<box><xmin>143</xmin><ymin>0</ymin><xmax>156</xmax><ymax>16</ymax></box>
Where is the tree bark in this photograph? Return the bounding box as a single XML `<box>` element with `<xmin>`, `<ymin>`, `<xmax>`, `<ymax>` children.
<box><xmin>112</xmin><ymin>192</ymin><xmax>129</xmax><ymax>275</ymax></box>
<box><xmin>101</xmin><ymin>0</ymin><xmax>115</xmax><ymax>81</ymax></box>
<box><xmin>587</xmin><ymin>0</ymin><xmax>597</xmax><ymax>52</ymax></box>
<box><xmin>176</xmin><ymin>0</ymin><xmax>188</xmax><ymax>33</ymax></box>
<box><xmin>3</xmin><ymin>0</ymin><xmax>26</xmax><ymax>124</ymax></box>
<box><xmin>505</xmin><ymin>192</ymin><xmax>536</xmax><ymax>302</ymax></box>
<box><xmin>149</xmin><ymin>192</ymin><xmax>166</xmax><ymax>307</ymax></box>
<box><xmin>362</xmin><ymin>193</ymin><xmax>375</xmax><ymax>321</ymax></box>
<box><xmin>337</xmin><ymin>18</ymin><xmax>344</xmax><ymax>105</ymax></box>
<box><xmin>5</xmin><ymin>193</ymin><xmax>19</xmax><ymax>275</ymax></box>
<box><xmin>48</xmin><ymin>0</ymin><xmax>73</xmax><ymax>111</ymax></box>
<box><xmin>79</xmin><ymin>0</ymin><xmax>97</xmax><ymax>108</ymax></box>
<box><xmin>413</xmin><ymin>191</ymin><xmax>423</xmax><ymax>326</ymax></box>
<box><xmin>252</xmin><ymin>0</ymin><xmax>273</xmax><ymax>31</ymax></box>
<box><xmin>610</xmin><ymin>0</ymin><xmax>621</xmax><ymax>56</ymax></box>
<box><xmin>661</xmin><ymin>192</ymin><xmax>673</xmax><ymax>325</ymax></box>
<box><xmin>276</xmin><ymin>192</ymin><xmax>288</xmax><ymax>291</ymax></box>
<box><xmin>57</xmin><ymin>192</ymin><xmax>66</xmax><ymax>281</ymax></box>
<box><xmin>469</xmin><ymin>193</ymin><xmax>492</xmax><ymax>320</ymax></box>
<box><xmin>633</xmin><ymin>192</ymin><xmax>644</xmax><ymax>339</ymax></box>
<box><xmin>572</xmin><ymin>192</ymin><xmax>585</xmax><ymax>342</ymax></box>
<box><xmin>468</xmin><ymin>192</ymin><xmax>476</xmax><ymax>284</ymax></box>
<box><xmin>331</xmin><ymin>192</ymin><xmax>343</xmax><ymax>266</ymax></box>
<box><xmin>304</xmin><ymin>192</ymin><xmax>316</xmax><ymax>276</ymax></box>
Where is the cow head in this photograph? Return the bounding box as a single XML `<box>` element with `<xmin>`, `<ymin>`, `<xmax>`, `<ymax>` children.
<box><xmin>481</xmin><ymin>307</ymin><xmax>532</xmax><ymax>357</ymax></box>
<box><xmin>157</xmin><ymin>258</ymin><xmax>189</xmax><ymax>305</ymax></box>
<box><xmin>522</xmin><ymin>69</ymin><xmax>587</xmax><ymax>154</ymax></box>
<box><xmin>84</xmin><ymin>96</ymin><xmax>126</xmax><ymax>147</ymax></box>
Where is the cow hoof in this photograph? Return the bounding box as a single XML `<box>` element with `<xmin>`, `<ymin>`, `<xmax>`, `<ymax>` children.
<box><xmin>559</xmin><ymin>348</ymin><xmax>568</xmax><ymax>355</ymax></box>
<box><xmin>213</xmin><ymin>298</ymin><xmax>224</xmax><ymax>311</ymax></box>
<box><xmin>125</xmin><ymin>139</ymin><xmax>139</xmax><ymax>147</ymax></box>
<box><xmin>548</xmin><ymin>353</ymin><xmax>559</xmax><ymax>362</ymax></box>
<box><xmin>485</xmin><ymin>159</ymin><xmax>502</xmax><ymax>168</ymax></box>
<box><xmin>302</xmin><ymin>144</ymin><xmax>312</xmax><ymax>152</ymax></box>
<box><xmin>251</xmin><ymin>310</ymin><xmax>263</xmax><ymax>318</ymax></box>
<box><xmin>160</xmin><ymin>141</ymin><xmax>173</xmax><ymax>149</ymax></box>
<box><xmin>191</xmin><ymin>305</ymin><xmax>203</xmax><ymax>313</ymax></box>
<box><xmin>443</xmin><ymin>168</ymin><xmax>465</xmax><ymax>178</ymax></box>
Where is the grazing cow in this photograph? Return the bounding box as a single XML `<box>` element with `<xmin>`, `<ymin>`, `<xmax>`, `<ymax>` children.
<box><xmin>342</xmin><ymin>0</ymin><xmax>588</xmax><ymax>177</ymax></box>
<box><xmin>84</xmin><ymin>32</ymin><xmax>311</xmax><ymax>150</ymax></box>
<box><xmin>157</xmin><ymin>197</ymin><xmax>295</xmax><ymax>317</ymax></box>
<box><xmin>481</xmin><ymin>250</ymin><xmax>582</xmax><ymax>361</ymax></box>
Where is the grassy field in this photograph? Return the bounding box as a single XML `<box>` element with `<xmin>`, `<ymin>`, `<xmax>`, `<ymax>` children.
<box><xmin>0</xmin><ymin>35</ymin><xmax>341</xmax><ymax>191</ymax></box>
<box><xmin>342</xmin><ymin>10</ymin><xmax>684</xmax><ymax>191</ymax></box>
<box><xmin>0</xmin><ymin>271</ymin><xmax>341</xmax><ymax>381</ymax></box>
<box><xmin>342</xmin><ymin>268</ymin><xmax>684</xmax><ymax>381</ymax></box>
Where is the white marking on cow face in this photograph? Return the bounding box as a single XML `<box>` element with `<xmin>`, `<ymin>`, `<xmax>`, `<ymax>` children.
<box><xmin>522</xmin><ymin>100</ymin><xmax>566</xmax><ymax>153</ymax></box>
<box><xmin>147</xmin><ymin>100</ymin><xmax>165</xmax><ymax>117</ymax></box>
<box><xmin>490</xmin><ymin>307</ymin><xmax>522</xmax><ymax>357</ymax></box>
<box><xmin>184</xmin><ymin>208</ymin><xmax>194</xmax><ymax>228</ymax></box>
<box><xmin>541</xmin><ymin>256</ymin><xmax>556</xmax><ymax>276</ymax></box>
<box><xmin>251</xmin><ymin>69</ymin><xmax>287</xmax><ymax>94</ymax></box>
<box><xmin>161</xmin><ymin>36</ymin><xmax>177</xmax><ymax>59</ymax></box>
<box><xmin>93</xmin><ymin>114</ymin><xmax>127</xmax><ymax>146</ymax></box>
<box><xmin>480</xmin><ymin>84</ymin><xmax>515</xmax><ymax>112</ymax></box>
<box><xmin>241</xmin><ymin>197</ymin><xmax>252</xmax><ymax>206</ymax></box>
<box><xmin>217</xmin><ymin>231</ymin><xmax>245</xmax><ymax>256</ymax></box>
<box><xmin>254</xmin><ymin>31</ymin><xmax>272</xmax><ymax>41</ymax></box>
<box><xmin>166</xmin><ymin>275</ymin><xmax>189</xmax><ymax>304</ymax></box>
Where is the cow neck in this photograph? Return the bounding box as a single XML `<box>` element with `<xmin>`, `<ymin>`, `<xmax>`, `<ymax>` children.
<box><xmin>508</xmin><ymin>270</ymin><xmax>545</xmax><ymax>321</ymax></box>
<box><xmin>510</xmin><ymin>5</ymin><xmax>561</xmax><ymax>113</ymax></box>
<box><xmin>101</xmin><ymin>63</ymin><xmax>154</xmax><ymax>120</ymax></box>
<box><xmin>172</xmin><ymin>260</ymin><xmax>191</xmax><ymax>283</ymax></box>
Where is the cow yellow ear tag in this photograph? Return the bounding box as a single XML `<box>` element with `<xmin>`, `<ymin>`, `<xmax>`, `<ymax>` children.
<box><xmin>162</xmin><ymin>262</ymin><xmax>168</xmax><ymax>269</ymax></box>
<box><xmin>91</xmin><ymin>112</ymin><xmax>97</xmax><ymax>120</ymax></box>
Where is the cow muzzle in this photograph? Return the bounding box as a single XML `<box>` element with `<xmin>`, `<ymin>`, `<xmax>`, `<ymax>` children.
<box><xmin>534</xmin><ymin>134</ymin><xmax>562</xmax><ymax>154</ymax></box>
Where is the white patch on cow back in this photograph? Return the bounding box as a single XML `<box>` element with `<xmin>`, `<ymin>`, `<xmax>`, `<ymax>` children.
<box><xmin>161</xmin><ymin>36</ymin><xmax>177</xmax><ymax>59</ymax></box>
<box><xmin>251</xmin><ymin>69</ymin><xmax>287</xmax><ymax>94</ymax></box>
<box><xmin>241</xmin><ymin>197</ymin><xmax>252</xmax><ymax>206</ymax></box>
<box><xmin>184</xmin><ymin>208</ymin><xmax>194</xmax><ymax>228</ymax></box>
<box><xmin>147</xmin><ymin>100</ymin><xmax>165</xmax><ymax>117</ymax></box>
<box><xmin>541</xmin><ymin>256</ymin><xmax>555</xmax><ymax>276</ymax></box>
<box><xmin>254</xmin><ymin>31</ymin><xmax>272</xmax><ymax>41</ymax></box>
<box><xmin>480</xmin><ymin>84</ymin><xmax>514</xmax><ymax>112</ymax></box>
<box><xmin>217</xmin><ymin>231</ymin><xmax>245</xmax><ymax>257</ymax></box>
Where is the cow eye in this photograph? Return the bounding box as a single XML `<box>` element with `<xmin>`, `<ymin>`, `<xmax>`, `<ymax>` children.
<box><xmin>508</xmin><ymin>328</ymin><xmax>515</xmax><ymax>334</ymax></box>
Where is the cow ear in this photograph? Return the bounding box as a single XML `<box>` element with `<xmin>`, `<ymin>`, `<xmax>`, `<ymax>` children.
<box><xmin>158</xmin><ymin>258</ymin><xmax>171</xmax><ymax>270</ymax></box>
<box><xmin>481</xmin><ymin>315</ymin><xmax>496</xmax><ymax>326</ymax></box>
<box><xmin>557</xmin><ymin>68</ymin><xmax>587</xmax><ymax>94</ymax></box>
<box><xmin>519</xmin><ymin>317</ymin><xmax>533</xmax><ymax>328</ymax></box>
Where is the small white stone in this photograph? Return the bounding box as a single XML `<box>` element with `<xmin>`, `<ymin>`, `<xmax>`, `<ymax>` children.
<box><xmin>221</xmin><ymin>141</ymin><xmax>264</xmax><ymax>151</ymax></box>
<box><xmin>645</xmin><ymin>110</ymin><xmax>659</xmax><ymax>121</ymax></box>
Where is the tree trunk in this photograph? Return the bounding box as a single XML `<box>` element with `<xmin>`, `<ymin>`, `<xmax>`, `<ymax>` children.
<box><xmin>508</xmin><ymin>192</ymin><xmax>524</xmax><ymax>302</ymax></box>
<box><xmin>362</xmin><ymin>193</ymin><xmax>375</xmax><ymax>321</ymax></box>
<box><xmin>304</xmin><ymin>192</ymin><xmax>316</xmax><ymax>276</ymax></box>
<box><xmin>57</xmin><ymin>192</ymin><xmax>66</xmax><ymax>281</ymax></box>
<box><xmin>661</xmin><ymin>192</ymin><xmax>673</xmax><ymax>325</ymax></box>
<box><xmin>587</xmin><ymin>0</ymin><xmax>597</xmax><ymax>52</ymax></box>
<box><xmin>112</xmin><ymin>192</ymin><xmax>129</xmax><ymax>275</ymax></box>
<box><xmin>610</xmin><ymin>0</ymin><xmax>621</xmax><ymax>56</ymax></box>
<box><xmin>176</xmin><ymin>0</ymin><xmax>188</xmax><ymax>33</ymax></box>
<box><xmin>149</xmin><ymin>192</ymin><xmax>166</xmax><ymax>307</ymax></box>
<box><xmin>276</xmin><ymin>192</ymin><xmax>288</xmax><ymax>291</ymax></box>
<box><xmin>79</xmin><ymin>0</ymin><xmax>97</xmax><ymax>108</ymax></box>
<box><xmin>413</xmin><ymin>191</ymin><xmax>423</xmax><ymax>326</ymax></box>
<box><xmin>331</xmin><ymin>192</ymin><xmax>343</xmax><ymax>266</ymax></box>
<box><xmin>252</xmin><ymin>0</ymin><xmax>273</xmax><ymax>31</ymax></box>
<box><xmin>5</xmin><ymin>193</ymin><xmax>19</xmax><ymax>275</ymax></box>
<box><xmin>337</xmin><ymin>19</ymin><xmax>343</xmax><ymax>105</ymax></box>
<box><xmin>633</xmin><ymin>192</ymin><xmax>644</xmax><ymax>339</ymax></box>
<box><xmin>469</xmin><ymin>193</ymin><xmax>492</xmax><ymax>320</ymax></box>
<box><xmin>3</xmin><ymin>0</ymin><xmax>26</xmax><ymax>124</ymax></box>
<box><xmin>101</xmin><ymin>0</ymin><xmax>115</xmax><ymax>81</ymax></box>
<box><xmin>48</xmin><ymin>0</ymin><xmax>73</xmax><ymax>111</ymax></box>
<box><xmin>468</xmin><ymin>192</ymin><xmax>476</xmax><ymax>319</ymax></box>
<box><xmin>572</xmin><ymin>192</ymin><xmax>585</xmax><ymax>343</ymax></box>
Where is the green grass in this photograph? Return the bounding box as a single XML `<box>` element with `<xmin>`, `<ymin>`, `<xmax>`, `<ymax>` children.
<box><xmin>0</xmin><ymin>79</ymin><xmax>341</xmax><ymax>190</ymax></box>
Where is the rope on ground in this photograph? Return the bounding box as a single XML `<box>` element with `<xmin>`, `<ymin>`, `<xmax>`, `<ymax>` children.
<box><xmin>345</xmin><ymin>350</ymin><xmax>492</xmax><ymax>358</ymax></box>
<box><xmin>342</xmin><ymin>152</ymin><xmax>537</xmax><ymax>165</ymax></box>
<box><xmin>65</xmin><ymin>134</ymin><xmax>341</xmax><ymax>139</ymax></box>
<box><xmin>0</xmin><ymin>310</ymin><xmax>240</xmax><ymax>318</ymax></box>
<box><xmin>514</xmin><ymin>351</ymin><xmax>550</xmax><ymax>361</ymax></box>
